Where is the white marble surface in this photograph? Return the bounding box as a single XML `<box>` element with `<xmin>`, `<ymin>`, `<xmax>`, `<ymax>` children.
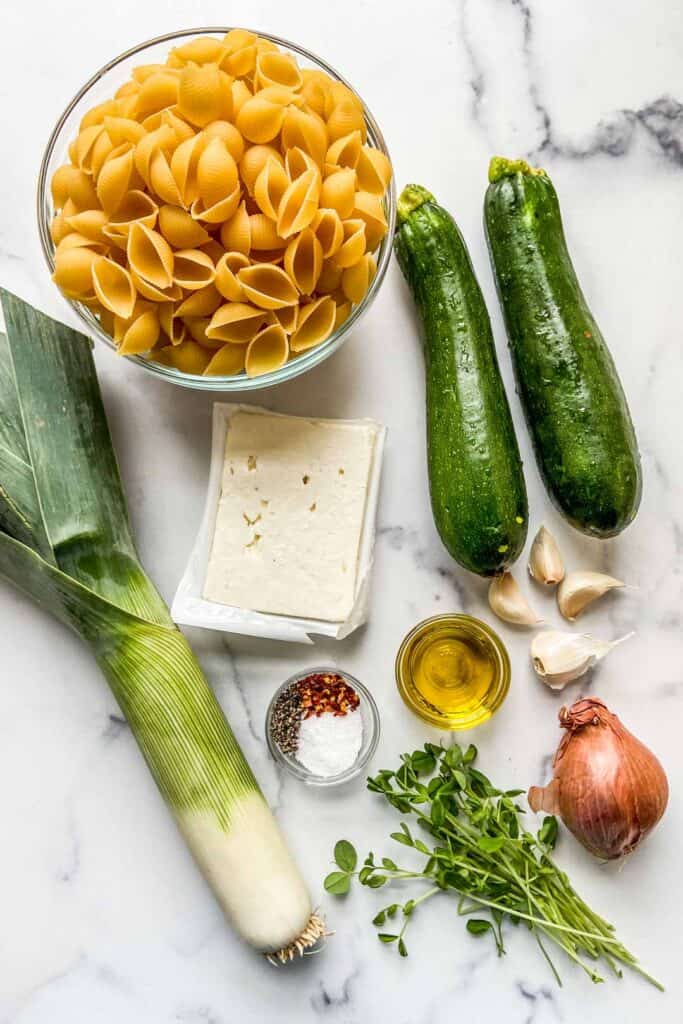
<box><xmin>1</xmin><ymin>1</ymin><xmax>682</xmax><ymax>1021</ymax></box>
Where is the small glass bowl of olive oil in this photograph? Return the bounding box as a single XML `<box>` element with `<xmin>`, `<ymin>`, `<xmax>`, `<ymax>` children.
<box><xmin>395</xmin><ymin>614</ymin><xmax>510</xmax><ymax>730</ymax></box>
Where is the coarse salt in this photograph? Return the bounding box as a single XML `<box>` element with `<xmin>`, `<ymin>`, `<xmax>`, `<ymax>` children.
<box><xmin>296</xmin><ymin>708</ymin><xmax>363</xmax><ymax>778</ymax></box>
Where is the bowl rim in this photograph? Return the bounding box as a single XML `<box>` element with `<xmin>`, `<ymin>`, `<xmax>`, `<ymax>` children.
<box><xmin>37</xmin><ymin>26</ymin><xmax>396</xmax><ymax>391</ymax></box>
<box><xmin>265</xmin><ymin>665</ymin><xmax>380</xmax><ymax>786</ymax></box>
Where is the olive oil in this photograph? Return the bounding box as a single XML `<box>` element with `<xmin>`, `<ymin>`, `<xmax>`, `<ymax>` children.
<box><xmin>395</xmin><ymin>615</ymin><xmax>510</xmax><ymax>729</ymax></box>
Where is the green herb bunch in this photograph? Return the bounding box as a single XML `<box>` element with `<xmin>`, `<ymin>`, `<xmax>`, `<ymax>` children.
<box><xmin>325</xmin><ymin>743</ymin><xmax>660</xmax><ymax>988</ymax></box>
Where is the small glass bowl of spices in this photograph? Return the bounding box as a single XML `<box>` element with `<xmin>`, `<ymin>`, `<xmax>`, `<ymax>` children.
<box><xmin>266</xmin><ymin>667</ymin><xmax>380</xmax><ymax>786</ymax></box>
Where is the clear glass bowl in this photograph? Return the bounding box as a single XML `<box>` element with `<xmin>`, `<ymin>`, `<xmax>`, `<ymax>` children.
<box><xmin>265</xmin><ymin>666</ymin><xmax>380</xmax><ymax>786</ymax></box>
<box><xmin>37</xmin><ymin>27</ymin><xmax>396</xmax><ymax>391</ymax></box>
<box><xmin>395</xmin><ymin>614</ymin><xmax>511</xmax><ymax>730</ymax></box>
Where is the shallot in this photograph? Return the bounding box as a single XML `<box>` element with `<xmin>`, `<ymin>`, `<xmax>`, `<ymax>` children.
<box><xmin>528</xmin><ymin>697</ymin><xmax>668</xmax><ymax>859</ymax></box>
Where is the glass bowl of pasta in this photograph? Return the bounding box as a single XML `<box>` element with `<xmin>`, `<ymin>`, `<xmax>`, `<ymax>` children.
<box><xmin>37</xmin><ymin>28</ymin><xmax>396</xmax><ymax>390</ymax></box>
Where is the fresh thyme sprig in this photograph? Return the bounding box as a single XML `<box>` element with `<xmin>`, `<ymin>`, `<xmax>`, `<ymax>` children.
<box><xmin>324</xmin><ymin>743</ymin><xmax>662</xmax><ymax>989</ymax></box>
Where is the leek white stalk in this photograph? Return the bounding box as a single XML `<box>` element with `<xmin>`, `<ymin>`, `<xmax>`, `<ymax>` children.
<box><xmin>0</xmin><ymin>289</ymin><xmax>322</xmax><ymax>961</ymax></box>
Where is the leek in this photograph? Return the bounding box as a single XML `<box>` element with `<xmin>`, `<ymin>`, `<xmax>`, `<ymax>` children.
<box><xmin>0</xmin><ymin>288</ymin><xmax>323</xmax><ymax>961</ymax></box>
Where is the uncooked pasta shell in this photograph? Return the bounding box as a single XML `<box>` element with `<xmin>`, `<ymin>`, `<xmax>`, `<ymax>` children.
<box><xmin>284</xmin><ymin>229</ymin><xmax>323</xmax><ymax>295</ymax></box>
<box><xmin>240</xmin><ymin>145</ymin><xmax>284</xmax><ymax>194</ymax></box>
<box><xmin>254</xmin><ymin>157</ymin><xmax>290</xmax><ymax>221</ymax></box>
<box><xmin>177</xmin><ymin>63</ymin><xmax>232</xmax><ymax>127</ymax></box>
<box><xmin>97</xmin><ymin>145</ymin><xmax>136</xmax><ymax>214</ymax></box>
<box><xmin>245</xmin><ymin>323</ymin><xmax>289</xmax><ymax>377</ymax></box>
<box><xmin>197</xmin><ymin>137</ymin><xmax>239</xmax><ymax>207</ymax></box>
<box><xmin>321</xmin><ymin>168</ymin><xmax>356</xmax><ymax>219</ymax></box>
<box><xmin>333</xmin><ymin>219</ymin><xmax>366</xmax><ymax>268</ymax></box>
<box><xmin>326</xmin><ymin>130</ymin><xmax>363</xmax><ymax>169</ymax></box>
<box><xmin>158</xmin><ymin>204</ymin><xmax>211</xmax><ymax>248</ymax></box>
<box><xmin>255</xmin><ymin>51</ymin><xmax>303</xmax><ymax>91</ymax></box>
<box><xmin>356</xmin><ymin>146</ymin><xmax>392</xmax><ymax>194</ymax></box>
<box><xmin>204</xmin><ymin>120</ymin><xmax>245</xmax><ymax>162</ymax></box>
<box><xmin>92</xmin><ymin>256</ymin><xmax>137</xmax><ymax>319</ymax></box>
<box><xmin>154</xmin><ymin>339</ymin><xmax>211</xmax><ymax>374</ymax></box>
<box><xmin>215</xmin><ymin>252</ymin><xmax>250</xmax><ymax>302</ymax></box>
<box><xmin>172</xmin><ymin>249</ymin><xmax>216</xmax><ymax>291</ymax></box>
<box><xmin>119</xmin><ymin>309</ymin><xmax>160</xmax><ymax>355</ymax></box>
<box><xmin>203</xmin><ymin>343</ymin><xmax>248</xmax><ymax>376</ymax></box>
<box><xmin>107</xmin><ymin>190</ymin><xmax>159</xmax><ymax>235</ymax></box>
<box><xmin>341</xmin><ymin>253</ymin><xmax>376</xmax><ymax>304</ymax></box>
<box><xmin>52</xmin><ymin>246</ymin><xmax>99</xmax><ymax>297</ymax></box>
<box><xmin>175</xmin><ymin>283</ymin><xmax>222</xmax><ymax>318</ymax></box>
<box><xmin>207</xmin><ymin>302</ymin><xmax>268</xmax><ymax>344</ymax></box>
<box><xmin>220</xmin><ymin>202</ymin><xmax>251</xmax><ymax>254</ymax></box>
<box><xmin>326</xmin><ymin>99</ymin><xmax>366</xmax><ymax>144</ymax></box>
<box><xmin>281</xmin><ymin>107</ymin><xmax>327</xmax><ymax>167</ymax></box>
<box><xmin>237</xmin><ymin>264</ymin><xmax>298</xmax><ymax>310</ymax></box>
<box><xmin>236</xmin><ymin>95</ymin><xmax>285</xmax><ymax>144</ymax></box>
<box><xmin>290</xmin><ymin>296</ymin><xmax>336</xmax><ymax>352</ymax></box>
<box><xmin>189</xmin><ymin>184</ymin><xmax>241</xmax><ymax>224</ymax></box>
<box><xmin>127</xmin><ymin>222</ymin><xmax>174</xmax><ymax>290</ymax></box>
<box><xmin>312</xmin><ymin>209</ymin><xmax>344</xmax><ymax>259</ymax></box>
<box><xmin>277</xmin><ymin>168</ymin><xmax>321</xmax><ymax>238</ymax></box>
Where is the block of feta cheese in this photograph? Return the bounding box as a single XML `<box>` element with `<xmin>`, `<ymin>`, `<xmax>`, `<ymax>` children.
<box><xmin>172</xmin><ymin>404</ymin><xmax>386</xmax><ymax>642</ymax></box>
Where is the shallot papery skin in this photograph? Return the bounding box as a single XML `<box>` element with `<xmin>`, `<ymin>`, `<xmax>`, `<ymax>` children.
<box><xmin>528</xmin><ymin>697</ymin><xmax>668</xmax><ymax>860</ymax></box>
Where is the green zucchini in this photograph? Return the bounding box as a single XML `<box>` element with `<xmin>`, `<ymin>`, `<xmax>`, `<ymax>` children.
<box><xmin>484</xmin><ymin>157</ymin><xmax>641</xmax><ymax>537</ymax></box>
<box><xmin>395</xmin><ymin>184</ymin><xmax>528</xmax><ymax>576</ymax></box>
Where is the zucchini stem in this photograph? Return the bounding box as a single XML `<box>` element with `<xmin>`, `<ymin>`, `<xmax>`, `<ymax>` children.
<box><xmin>488</xmin><ymin>156</ymin><xmax>547</xmax><ymax>183</ymax></box>
<box><xmin>397</xmin><ymin>184</ymin><xmax>435</xmax><ymax>224</ymax></box>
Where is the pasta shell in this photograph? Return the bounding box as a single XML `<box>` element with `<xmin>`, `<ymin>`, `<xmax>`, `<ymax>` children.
<box><xmin>64</xmin><ymin>209</ymin><xmax>109</xmax><ymax>243</ymax></box>
<box><xmin>189</xmin><ymin>182</ymin><xmax>241</xmax><ymax>223</ymax></box>
<box><xmin>255</xmin><ymin>51</ymin><xmax>303</xmax><ymax>91</ymax></box>
<box><xmin>91</xmin><ymin>256</ymin><xmax>137</xmax><ymax>318</ymax></box>
<box><xmin>51</xmin><ymin>164</ymin><xmax>99</xmax><ymax>211</ymax></box>
<box><xmin>300</xmin><ymin>69</ymin><xmax>331</xmax><ymax>117</ymax></box>
<box><xmin>272</xmin><ymin>304</ymin><xmax>298</xmax><ymax>334</ymax></box>
<box><xmin>130</xmin><ymin>270</ymin><xmax>182</xmax><ymax>303</ymax></box>
<box><xmin>160</xmin><ymin>109</ymin><xmax>196</xmax><ymax>145</ymax></box>
<box><xmin>50</xmin><ymin>211</ymin><xmax>72</xmax><ymax>245</ymax></box>
<box><xmin>231</xmin><ymin>78</ymin><xmax>252</xmax><ymax>117</ymax></box>
<box><xmin>334</xmin><ymin>300</ymin><xmax>352</xmax><ymax>330</ymax></box>
<box><xmin>55</xmin><ymin>232</ymin><xmax>108</xmax><ymax>256</ymax></box>
<box><xmin>282</xmin><ymin>107</ymin><xmax>327</xmax><ymax>167</ymax></box>
<box><xmin>172</xmin><ymin>248</ymin><xmax>216</xmax><ymax>290</ymax></box>
<box><xmin>119</xmin><ymin>309</ymin><xmax>160</xmax><ymax>355</ymax></box>
<box><xmin>135</xmin><ymin>125</ymin><xmax>176</xmax><ymax>185</ymax></box>
<box><xmin>326</xmin><ymin>99</ymin><xmax>366</xmax><ymax>144</ymax></box>
<box><xmin>102</xmin><ymin>116</ymin><xmax>146</xmax><ymax>147</ymax></box>
<box><xmin>199</xmin><ymin>239</ymin><xmax>225</xmax><ymax>264</ymax></box>
<box><xmin>220</xmin><ymin>201</ymin><xmax>251</xmax><ymax>254</ymax></box>
<box><xmin>325</xmin><ymin>81</ymin><xmax>364</xmax><ymax>118</ymax></box>
<box><xmin>197</xmin><ymin>137</ymin><xmax>238</xmax><ymax>206</ymax></box>
<box><xmin>356</xmin><ymin>146</ymin><xmax>392</xmax><ymax>194</ymax></box>
<box><xmin>290</xmin><ymin>296</ymin><xmax>336</xmax><ymax>352</ymax></box>
<box><xmin>249</xmin><ymin>213</ymin><xmax>288</xmax><ymax>251</ymax></box>
<box><xmin>326</xmin><ymin>130</ymin><xmax>362</xmax><ymax>169</ymax></box>
<box><xmin>215</xmin><ymin>251</ymin><xmax>250</xmax><ymax>301</ymax></box>
<box><xmin>127</xmin><ymin>222</ymin><xmax>174</xmax><ymax>289</ymax></box>
<box><xmin>204</xmin><ymin>120</ymin><xmax>245</xmax><ymax>162</ymax></box>
<box><xmin>204</xmin><ymin>343</ymin><xmax>248</xmax><ymax>376</ymax></box>
<box><xmin>320</xmin><ymin>168</ymin><xmax>356</xmax><ymax>219</ymax></box>
<box><xmin>284</xmin><ymin>228</ymin><xmax>322</xmax><ymax>294</ymax></box>
<box><xmin>158</xmin><ymin>204</ymin><xmax>210</xmax><ymax>247</ymax></box>
<box><xmin>177</xmin><ymin>63</ymin><xmax>232</xmax><ymax>127</ymax></box>
<box><xmin>245</xmin><ymin>323</ymin><xmax>289</xmax><ymax>377</ymax></box>
<box><xmin>341</xmin><ymin>252</ymin><xmax>377</xmax><ymax>303</ymax></box>
<box><xmin>315</xmin><ymin>259</ymin><xmax>343</xmax><ymax>294</ymax></box>
<box><xmin>107</xmin><ymin>190</ymin><xmax>159</xmax><ymax>235</ymax></box>
<box><xmin>79</xmin><ymin>98</ymin><xmax>119</xmax><ymax>131</ymax></box>
<box><xmin>74</xmin><ymin>124</ymin><xmax>107</xmax><ymax>173</ymax></box>
<box><xmin>284</xmin><ymin>146</ymin><xmax>319</xmax><ymax>181</ymax></box>
<box><xmin>134</xmin><ymin>72</ymin><xmax>180</xmax><ymax>119</ymax></box>
<box><xmin>132</xmin><ymin>63</ymin><xmax>169</xmax><ymax>84</ymax></box>
<box><xmin>237</xmin><ymin>264</ymin><xmax>298</xmax><ymax>309</ymax></box>
<box><xmin>253</xmin><ymin>157</ymin><xmax>290</xmax><ymax>220</ymax></box>
<box><xmin>353</xmin><ymin>191</ymin><xmax>388</xmax><ymax>250</ymax></box>
<box><xmin>90</xmin><ymin>132</ymin><xmax>116</xmax><ymax>178</ymax></box>
<box><xmin>169</xmin><ymin>132</ymin><xmax>206</xmax><ymax>205</ymax></box>
<box><xmin>175</xmin><ymin>283</ymin><xmax>222</xmax><ymax>318</ymax></box>
<box><xmin>149</xmin><ymin>148</ymin><xmax>184</xmax><ymax>205</ymax></box>
<box><xmin>236</xmin><ymin>95</ymin><xmax>285</xmax><ymax>144</ymax></box>
<box><xmin>183</xmin><ymin>316</ymin><xmax>219</xmax><ymax>347</ymax></box>
<box><xmin>222</xmin><ymin>28</ymin><xmax>257</xmax><ymax>52</ymax></box>
<box><xmin>97</xmin><ymin>144</ymin><xmax>135</xmax><ymax>214</ymax></box>
<box><xmin>52</xmin><ymin>246</ymin><xmax>99</xmax><ymax>297</ymax></box>
<box><xmin>171</xmin><ymin>37</ymin><xmax>227</xmax><ymax>65</ymax></box>
<box><xmin>239</xmin><ymin>145</ymin><xmax>284</xmax><ymax>194</ymax></box>
<box><xmin>159</xmin><ymin>303</ymin><xmax>187</xmax><ymax>345</ymax></box>
<box><xmin>207</xmin><ymin>302</ymin><xmax>268</xmax><ymax>344</ymax></box>
<box><xmin>220</xmin><ymin>43</ymin><xmax>257</xmax><ymax>78</ymax></box>
<box><xmin>312</xmin><ymin>208</ymin><xmax>344</xmax><ymax>258</ymax></box>
<box><xmin>154</xmin><ymin>340</ymin><xmax>210</xmax><ymax>374</ymax></box>
<box><xmin>333</xmin><ymin>219</ymin><xmax>366</xmax><ymax>268</ymax></box>
<box><xmin>277</xmin><ymin>168</ymin><xmax>321</xmax><ymax>237</ymax></box>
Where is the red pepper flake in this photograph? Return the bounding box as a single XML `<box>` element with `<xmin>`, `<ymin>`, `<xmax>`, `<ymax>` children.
<box><xmin>297</xmin><ymin>672</ymin><xmax>360</xmax><ymax>719</ymax></box>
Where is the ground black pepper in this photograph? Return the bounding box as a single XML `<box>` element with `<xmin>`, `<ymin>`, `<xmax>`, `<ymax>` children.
<box><xmin>269</xmin><ymin>685</ymin><xmax>302</xmax><ymax>756</ymax></box>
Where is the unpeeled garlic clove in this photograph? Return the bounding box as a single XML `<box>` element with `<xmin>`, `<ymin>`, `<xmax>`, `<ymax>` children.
<box><xmin>557</xmin><ymin>571</ymin><xmax>624</xmax><ymax>621</ymax></box>
<box><xmin>528</xmin><ymin>525</ymin><xmax>565</xmax><ymax>586</ymax></box>
<box><xmin>488</xmin><ymin>572</ymin><xmax>542</xmax><ymax>627</ymax></box>
<box><xmin>530</xmin><ymin>630</ymin><xmax>632</xmax><ymax>690</ymax></box>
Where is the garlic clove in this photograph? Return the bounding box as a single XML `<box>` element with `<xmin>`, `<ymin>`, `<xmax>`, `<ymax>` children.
<box><xmin>528</xmin><ymin>525</ymin><xmax>565</xmax><ymax>586</ymax></box>
<box><xmin>489</xmin><ymin>572</ymin><xmax>542</xmax><ymax>627</ymax></box>
<box><xmin>557</xmin><ymin>571</ymin><xmax>624</xmax><ymax>621</ymax></box>
<box><xmin>530</xmin><ymin>630</ymin><xmax>632</xmax><ymax>690</ymax></box>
